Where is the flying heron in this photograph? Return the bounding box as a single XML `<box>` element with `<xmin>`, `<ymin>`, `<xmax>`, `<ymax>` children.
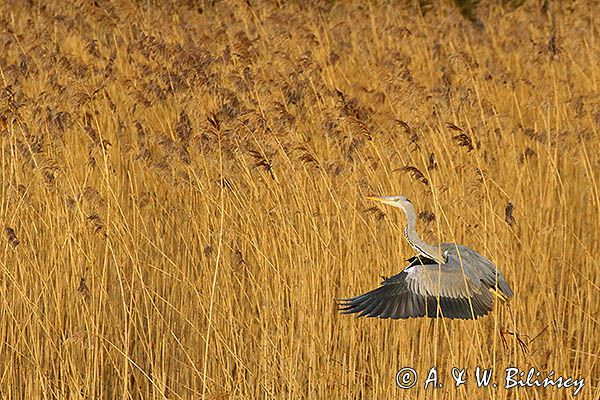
<box><xmin>339</xmin><ymin>196</ymin><xmax>513</xmax><ymax>320</ymax></box>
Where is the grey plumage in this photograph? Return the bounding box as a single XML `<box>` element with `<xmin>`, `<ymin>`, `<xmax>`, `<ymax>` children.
<box><xmin>339</xmin><ymin>196</ymin><xmax>513</xmax><ymax>320</ymax></box>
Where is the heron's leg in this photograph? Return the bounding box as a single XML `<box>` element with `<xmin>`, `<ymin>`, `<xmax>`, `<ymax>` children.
<box><xmin>516</xmin><ymin>332</ymin><xmax>529</xmax><ymax>354</ymax></box>
<box><xmin>500</xmin><ymin>304</ymin><xmax>529</xmax><ymax>355</ymax></box>
<box><xmin>500</xmin><ymin>327</ymin><xmax>509</xmax><ymax>350</ymax></box>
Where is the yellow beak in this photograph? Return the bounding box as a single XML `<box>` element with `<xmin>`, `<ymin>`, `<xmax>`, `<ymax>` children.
<box><xmin>366</xmin><ymin>196</ymin><xmax>394</xmax><ymax>205</ymax></box>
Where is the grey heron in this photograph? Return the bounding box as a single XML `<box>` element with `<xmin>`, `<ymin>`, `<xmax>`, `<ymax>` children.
<box><xmin>339</xmin><ymin>196</ymin><xmax>513</xmax><ymax>320</ymax></box>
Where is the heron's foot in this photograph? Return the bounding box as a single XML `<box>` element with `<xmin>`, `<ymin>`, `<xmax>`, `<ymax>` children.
<box><xmin>499</xmin><ymin>328</ymin><xmax>529</xmax><ymax>354</ymax></box>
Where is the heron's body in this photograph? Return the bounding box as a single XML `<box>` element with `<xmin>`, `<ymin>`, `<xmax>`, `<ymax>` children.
<box><xmin>339</xmin><ymin>196</ymin><xmax>513</xmax><ymax>320</ymax></box>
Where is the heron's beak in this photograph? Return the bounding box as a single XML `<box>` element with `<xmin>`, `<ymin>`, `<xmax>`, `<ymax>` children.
<box><xmin>366</xmin><ymin>196</ymin><xmax>395</xmax><ymax>206</ymax></box>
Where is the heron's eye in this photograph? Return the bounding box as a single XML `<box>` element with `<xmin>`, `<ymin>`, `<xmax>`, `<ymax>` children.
<box><xmin>405</xmin><ymin>198</ymin><xmax>412</xmax><ymax>203</ymax></box>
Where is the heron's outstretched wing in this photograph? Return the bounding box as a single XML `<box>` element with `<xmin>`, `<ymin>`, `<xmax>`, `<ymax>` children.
<box><xmin>338</xmin><ymin>257</ymin><xmax>496</xmax><ymax>320</ymax></box>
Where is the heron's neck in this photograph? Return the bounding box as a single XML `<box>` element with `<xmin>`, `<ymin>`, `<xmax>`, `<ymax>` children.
<box><xmin>402</xmin><ymin>206</ymin><xmax>444</xmax><ymax>263</ymax></box>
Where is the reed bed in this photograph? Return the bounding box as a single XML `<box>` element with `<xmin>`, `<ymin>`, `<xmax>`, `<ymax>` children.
<box><xmin>0</xmin><ymin>0</ymin><xmax>598</xmax><ymax>398</ymax></box>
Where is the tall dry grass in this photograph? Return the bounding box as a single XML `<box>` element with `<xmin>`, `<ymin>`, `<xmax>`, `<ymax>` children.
<box><xmin>0</xmin><ymin>0</ymin><xmax>598</xmax><ymax>398</ymax></box>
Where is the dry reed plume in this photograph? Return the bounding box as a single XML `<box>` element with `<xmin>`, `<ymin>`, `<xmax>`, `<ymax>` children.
<box><xmin>0</xmin><ymin>0</ymin><xmax>598</xmax><ymax>398</ymax></box>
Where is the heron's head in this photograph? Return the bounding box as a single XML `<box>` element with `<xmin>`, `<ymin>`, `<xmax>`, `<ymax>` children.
<box><xmin>366</xmin><ymin>195</ymin><xmax>413</xmax><ymax>211</ymax></box>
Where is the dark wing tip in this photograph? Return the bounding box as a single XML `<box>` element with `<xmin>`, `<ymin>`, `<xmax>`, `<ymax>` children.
<box><xmin>338</xmin><ymin>283</ymin><xmax>427</xmax><ymax>320</ymax></box>
<box><xmin>337</xmin><ymin>286</ymin><xmax>390</xmax><ymax>318</ymax></box>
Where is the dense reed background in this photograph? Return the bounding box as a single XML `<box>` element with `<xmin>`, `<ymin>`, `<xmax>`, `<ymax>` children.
<box><xmin>0</xmin><ymin>0</ymin><xmax>598</xmax><ymax>398</ymax></box>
